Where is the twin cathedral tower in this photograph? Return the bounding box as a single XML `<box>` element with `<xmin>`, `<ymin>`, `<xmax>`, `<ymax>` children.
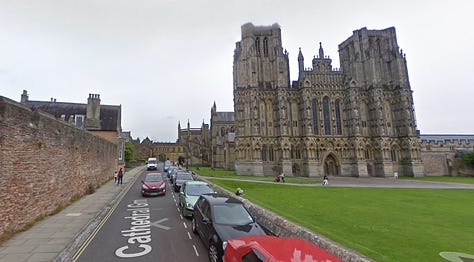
<box><xmin>231</xmin><ymin>23</ymin><xmax>423</xmax><ymax>177</ymax></box>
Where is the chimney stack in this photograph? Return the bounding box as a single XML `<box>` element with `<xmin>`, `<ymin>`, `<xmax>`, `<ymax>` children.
<box><xmin>20</xmin><ymin>90</ymin><xmax>29</xmax><ymax>103</ymax></box>
<box><xmin>85</xmin><ymin>93</ymin><xmax>101</xmax><ymax>130</ymax></box>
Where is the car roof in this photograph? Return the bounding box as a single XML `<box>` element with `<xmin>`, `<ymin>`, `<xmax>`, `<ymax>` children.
<box><xmin>200</xmin><ymin>193</ymin><xmax>242</xmax><ymax>205</ymax></box>
<box><xmin>146</xmin><ymin>172</ymin><xmax>162</xmax><ymax>176</ymax></box>
<box><xmin>227</xmin><ymin>236</ymin><xmax>342</xmax><ymax>261</ymax></box>
<box><xmin>184</xmin><ymin>181</ymin><xmax>208</xmax><ymax>186</ymax></box>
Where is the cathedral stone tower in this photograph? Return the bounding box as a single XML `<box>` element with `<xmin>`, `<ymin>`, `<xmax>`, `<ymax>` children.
<box><xmin>233</xmin><ymin>23</ymin><xmax>424</xmax><ymax>177</ymax></box>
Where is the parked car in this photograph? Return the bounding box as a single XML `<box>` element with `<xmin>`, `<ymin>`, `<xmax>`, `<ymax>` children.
<box><xmin>179</xmin><ymin>181</ymin><xmax>215</xmax><ymax>217</ymax></box>
<box><xmin>163</xmin><ymin>159</ymin><xmax>172</xmax><ymax>172</ymax></box>
<box><xmin>170</xmin><ymin>169</ymin><xmax>186</xmax><ymax>184</ymax></box>
<box><xmin>192</xmin><ymin>194</ymin><xmax>266</xmax><ymax>262</ymax></box>
<box><xmin>173</xmin><ymin>172</ymin><xmax>194</xmax><ymax>192</ymax></box>
<box><xmin>223</xmin><ymin>235</ymin><xmax>342</xmax><ymax>262</ymax></box>
<box><xmin>167</xmin><ymin>166</ymin><xmax>178</xmax><ymax>178</ymax></box>
<box><xmin>141</xmin><ymin>173</ymin><xmax>166</xmax><ymax>196</ymax></box>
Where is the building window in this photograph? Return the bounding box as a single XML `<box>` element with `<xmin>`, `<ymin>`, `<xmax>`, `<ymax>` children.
<box><xmin>75</xmin><ymin>115</ymin><xmax>85</xmax><ymax>128</ymax></box>
<box><xmin>365</xmin><ymin>148</ymin><xmax>371</xmax><ymax>160</ymax></box>
<box><xmin>269</xmin><ymin>146</ymin><xmax>274</xmax><ymax>161</ymax></box>
<box><xmin>323</xmin><ymin>97</ymin><xmax>331</xmax><ymax>135</ymax></box>
<box><xmin>335</xmin><ymin>100</ymin><xmax>342</xmax><ymax>135</ymax></box>
<box><xmin>311</xmin><ymin>100</ymin><xmax>318</xmax><ymax>135</ymax></box>
<box><xmin>391</xmin><ymin>149</ymin><xmax>398</xmax><ymax>161</ymax></box>
<box><xmin>263</xmin><ymin>37</ymin><xmax>268</xmax><ymax>56</ymax></box>
<box><xmin>255</xmin><ymin>37</ymin><xmax>260</xmax><ymax>55</ymax></box>
<box><xmin>261</xmin><ymin>145</ymin><xmax>267</xmax><ymax>161</ymax></box>
<box><xmin>118</xmin><ymin>142</ymin><xmax>124</xmax><ymax>161</ymax></box>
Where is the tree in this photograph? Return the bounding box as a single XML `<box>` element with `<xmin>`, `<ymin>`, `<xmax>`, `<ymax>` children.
<box><xmin>124</xmin><ymin>142</ymin><xmax>135</xmax><ymax>163</ymax></box>
<box><xmin>460</xmin><ymin>151</ymin><xmax>474</xmax><ymax>168</ymax></box>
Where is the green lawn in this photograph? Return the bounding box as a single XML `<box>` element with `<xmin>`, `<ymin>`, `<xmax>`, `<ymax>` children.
<box><xmin>206</xmin><ymin>179</ymin><xmax>474</xmax><ymax>262</ymax></box>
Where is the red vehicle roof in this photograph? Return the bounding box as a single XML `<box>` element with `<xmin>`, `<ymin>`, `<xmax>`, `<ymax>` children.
<box><xmin>223</xmin><ymin>235</ymin><xmax>342</xmax><ymax>262</ymax></box>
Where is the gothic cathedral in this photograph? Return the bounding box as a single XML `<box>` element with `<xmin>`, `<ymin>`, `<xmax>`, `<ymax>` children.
<box><xmin>233</xmin><ymin>23</ymin><xmax>424</xmax><ymax>177</ymax></box>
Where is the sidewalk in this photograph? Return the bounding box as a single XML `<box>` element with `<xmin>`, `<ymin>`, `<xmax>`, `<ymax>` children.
<box><xmin>0</xmin><ymin>166</ymin><xmax>144</xmax><ymax>262</ymax></box>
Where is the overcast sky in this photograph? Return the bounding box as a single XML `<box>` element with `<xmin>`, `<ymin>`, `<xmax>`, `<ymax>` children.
<box><xmin>1</xmin><ymin>0</ymin><xmax>473</xmax><ymax>142</ymax></box>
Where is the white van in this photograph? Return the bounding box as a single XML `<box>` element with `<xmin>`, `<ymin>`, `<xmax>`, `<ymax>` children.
<box><xmin>147</xmin><ymin>157</ymin><xmax>157</xmax><ymax>171</ymax></box>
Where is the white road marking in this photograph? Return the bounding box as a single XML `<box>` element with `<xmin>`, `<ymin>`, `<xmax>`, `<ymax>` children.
<box><xmin>65</xmin><ymin>213</ymin><xmax>82</xmax><ymax>217</ymax></box>
<box><xmin>183</xmin><ymin>222</ymin><xmax>187</xmax><ymax>229</ymax></box>
<box><xmin>193</xmin><ymin>245</ymin><xmax>199</xmax><ymax>257</ymax></box>
<box><xmin>187</xmin><ymin>232</ymin><xmax>192</xmax><ymax>239</ymax></box>
<box><xmin>150</xmin><ymin>218</ymin><xmax>171</xmax><ymax>230</ymax></box>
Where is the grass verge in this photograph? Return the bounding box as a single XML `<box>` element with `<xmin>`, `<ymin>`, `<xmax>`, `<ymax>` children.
<box><xmin>207</xmin><ymin>178</ymin><xmax>474</xmax><ymax>262</ymax></box>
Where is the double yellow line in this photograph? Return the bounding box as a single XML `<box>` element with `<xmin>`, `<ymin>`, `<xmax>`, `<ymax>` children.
<box><xmin>72</xmin><ymin>172</ymin><xmax>141</xmax><ymax>261</ymax></box>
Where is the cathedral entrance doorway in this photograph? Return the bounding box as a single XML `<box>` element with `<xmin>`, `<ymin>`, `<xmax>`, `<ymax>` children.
<box><xmin>292</xmin><ymin>163</ymin><xmax>301</xmax><ymax>176</ymax></box>
<box><xmin>323</xmin><ymin>154</ymin><xmax>339</xmax><ymax>176</ymax></box>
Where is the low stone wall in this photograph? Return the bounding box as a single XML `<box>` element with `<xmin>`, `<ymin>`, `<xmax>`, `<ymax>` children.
<box><xmin>199</xmin><ymin>176</ymin><xmax>372</xmax><ymax>262</ymax></box>
<box><xmin>0</xmin><ymin>97</ymin><xmax>117</xmax><ymax>236</ymax></box>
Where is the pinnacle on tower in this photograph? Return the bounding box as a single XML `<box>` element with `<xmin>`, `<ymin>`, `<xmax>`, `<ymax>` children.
<box><xmin>319</xmin><ymin>42</ymin><xmax>324</xmax><ymax>58</ymax></box>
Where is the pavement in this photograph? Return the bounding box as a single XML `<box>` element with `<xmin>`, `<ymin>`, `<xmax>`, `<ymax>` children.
<box><xmin>1</xmin><ymin>168</ymin><xmax>473</xmax><ymax>262</ymax></box>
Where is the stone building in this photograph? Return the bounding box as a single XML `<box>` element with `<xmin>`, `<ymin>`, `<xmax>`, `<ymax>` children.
<box><xmin>131</xmin><ymin>23</ymin><xmax>473</xmax><ymax>177</ymax></box>
<box><xmin>20</xmin><ymin>90</ymin><xmax>126</xmax><ymax>171</ymax></box>
<box><xmin>232</xmin><ymin>23</ymin><xmax>424</xmax><ymax>177</ymax></box>
<box><xmin>177</xmin><ymin>121</ymin><xmax>210</xmax><ymax>167</ymax></box>
<box><xmin>210</xmin><ymin>102</ymin><xmax>236</xmax><ymax>170</ymax></box>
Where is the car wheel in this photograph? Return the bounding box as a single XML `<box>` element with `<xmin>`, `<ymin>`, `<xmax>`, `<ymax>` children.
<box><xmin>208</xmin><ymin>242</ymin><xmax>219</xmax><ymax>262</ymax></box>
<box><xmin>191</xmin><ymin>218</ymin><xmax>197</xmax><ymax>234</ymax></box>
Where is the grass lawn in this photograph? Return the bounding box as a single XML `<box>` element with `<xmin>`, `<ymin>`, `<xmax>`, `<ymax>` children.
<box><xmin>207</xmin><ymin>179</ymin><xmax>474</xmax><ymax>262</ymax></box>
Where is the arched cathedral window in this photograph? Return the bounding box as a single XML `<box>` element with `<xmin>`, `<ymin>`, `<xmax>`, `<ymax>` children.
<box><xmin>311</xmin><ymin>100</ymin><xmax>318</xmax><ymax>135</ymax></box>
<box><xmin>261</xmin><ymin>145</ymin><xmax>267</xmax><ymax>161</ymax></box>
<box><xmin>323</xmin><ymin>96</ymin><xmax>331</xmax><ymax>135</ymax></box>
<box><xmin>263</xmin><ymin>37</ymin><xmax>268</xmax><ymax>56</ymax></box>
<box><xmin>255</xmin><ymin>37</ymin><xmax>260</xmax><ymax>55</ymax></box>
<box><xmin>335</xmin><ymin>99</ymin><xmax>342</xmax><ymax>135</ymax></box>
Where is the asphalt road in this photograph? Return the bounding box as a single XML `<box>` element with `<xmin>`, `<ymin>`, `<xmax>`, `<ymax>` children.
<box><xmin>74</xmin><ymin>168</ymin><xmax>208</xmax><ymax>262</ymax></box>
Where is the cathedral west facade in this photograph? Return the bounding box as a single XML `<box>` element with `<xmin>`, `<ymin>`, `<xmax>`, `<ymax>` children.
<box><xmin>232</xmin><ymin>23</ymin><xmax>424</xmax><ymax>177</ymax></box>
<box><xmin>132</xmin><ymin>23</ymin><xmax>473</xmax><ymax>177</ymax></box>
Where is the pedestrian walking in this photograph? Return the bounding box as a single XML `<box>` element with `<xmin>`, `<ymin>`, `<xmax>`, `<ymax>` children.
<box><xmin>114</xmin><ymin>171</ymin><xmax>118</xmax><ymax>182</ymax></box>
<box><xmin>322</xmin><ymin>175</ymin><xmax>329</xmax><ymax>186</ymax></box>
<box><xmin>280</xmin><ymin>172</ymin><xmax>286</xmax><ymax>183</ymax></box>
<box><xmin>117</xmin><ymin>168</ymin><xmax>124</xmax><ymax>185</ymax></box>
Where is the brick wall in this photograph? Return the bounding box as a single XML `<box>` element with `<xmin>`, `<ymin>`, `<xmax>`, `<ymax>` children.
<box><xmin>0</xmin><ymin>97</ymin><xmax>117</xmax><ymax>236</ymax></box>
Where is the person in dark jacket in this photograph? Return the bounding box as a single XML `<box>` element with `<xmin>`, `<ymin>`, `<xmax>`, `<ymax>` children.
<box><xmin>117</xmin><ymin>168</ymin><xmax>124</xmax><ymax>185</ymax></box>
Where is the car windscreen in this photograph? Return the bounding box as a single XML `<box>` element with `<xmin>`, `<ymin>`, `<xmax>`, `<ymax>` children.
<box><xmin>212</xmin><ymin>204</ymin><xmax>254</xmax><ymax>225</ymax></box>
<box><xmin>145</xmin><ymin>175</ymin><xmax>162</xmax><ymax>182</ymax></box>
<box><xmin>176</xmin><ymin>173</ymin><xmax>193</xmax><ymax>181</ymax></box>
<box><xmin>186</xmin><ymin>184</ymin><xmax>213</xmax><ymax>196</ymax></box>
<box><xmin>148</xmin><ymin>160</ymin><xmax>157</xmax><ymax>164</ymax></box>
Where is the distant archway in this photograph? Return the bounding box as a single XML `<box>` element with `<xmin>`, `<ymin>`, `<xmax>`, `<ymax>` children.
<box><xmin>292</xmin><ymin>163</ymin><xmax>301</xmax><ymax>176</ymax></box>
<box><xmin>323</xmin><ymin>153</ymin><xmax>340</xmax><ymax>176</ymax></box>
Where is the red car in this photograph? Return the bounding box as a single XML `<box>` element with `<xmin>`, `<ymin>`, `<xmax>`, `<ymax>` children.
<box><xmin>223</xmin><ymin>235</ymin><xmax>342</xmax><ymax>262</ymax></box>
<box><xmin>141</xmin><ymin>173</ymin><xmax>166</xmax><ymax>196</ymax></box>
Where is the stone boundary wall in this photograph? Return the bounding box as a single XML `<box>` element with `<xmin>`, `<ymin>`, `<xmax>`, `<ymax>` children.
<box><xmin>198</xmin><ymin>176</ymin><xmax>373</xmax><ymax>262</ymax></box>
<box><xmin>0</xmin><ymin>96</ymin><xmax>117</xmax><ymax>236</ymax></box>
